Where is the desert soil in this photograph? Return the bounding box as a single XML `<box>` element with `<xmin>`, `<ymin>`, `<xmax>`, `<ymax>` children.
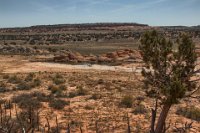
<box><xmin>0</xmin><ymin>55</ymin><xmax>199</xmax><ymax>133</ymax></box>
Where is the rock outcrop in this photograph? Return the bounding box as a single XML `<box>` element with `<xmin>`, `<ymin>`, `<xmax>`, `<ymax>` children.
<box><xmin>53</xmin><ymin>49</ymin><xmax>142</xmax><ymax>64</ymax></box>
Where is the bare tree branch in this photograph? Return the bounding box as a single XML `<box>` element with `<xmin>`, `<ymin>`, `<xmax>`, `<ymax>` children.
<box><xmin>185</xmin><ymin>86</ymin><xmax>200</xmax><ymax>97</ymax></box>
<box><xmin>189</xmin><ymin>78</ymin><xmax>200</xmax><ymax>83</ymax></box>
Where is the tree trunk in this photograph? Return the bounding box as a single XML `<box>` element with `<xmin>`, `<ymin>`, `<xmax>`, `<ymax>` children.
<box><xmin>150</xmin><ymin>99</ymin><xmax>158</xmax><ymax>133</ymax></box>
<box><xmin>155</xmin><ymin>103</ymin><xmax>171</xmax><ymax>133</ymax></box>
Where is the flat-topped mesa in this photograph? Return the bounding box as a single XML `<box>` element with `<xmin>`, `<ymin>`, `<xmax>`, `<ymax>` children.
<box><xmin>0</xmin><ymin>23</ymin><xmax>149</xmax><ymax>33</ymax></box>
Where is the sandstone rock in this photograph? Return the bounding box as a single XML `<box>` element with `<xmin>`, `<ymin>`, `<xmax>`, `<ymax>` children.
<box><xmin>53</xmin><ymin>55</ymin><xmax>69</xmax><ymax>62</ymax></box>
<box><xmin>106</xmin><ymin>52</ymin><xmax>118</xmax><ymax>58</ymax></box>
<box><xmin>68</xmin><ymin>53</ymin><xmax>77</xmax><ymax>60</ymax></box>
<box><xmin>98</xmin><ymin>56</ymin><xmax>112</xmax><ymax>63</ymax></box>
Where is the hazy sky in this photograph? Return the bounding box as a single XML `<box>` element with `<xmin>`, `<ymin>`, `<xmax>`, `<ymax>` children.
<box><xmin>0</xmin><ymin>0</ymin><xmax>200</xmax><ymax>28</ymax></box>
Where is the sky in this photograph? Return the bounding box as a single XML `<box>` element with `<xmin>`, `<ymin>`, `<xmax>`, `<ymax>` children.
<box><xmin>0</xmin><ymin>0</ymin><xmax>200</xmax><ymax>28</ymax></box>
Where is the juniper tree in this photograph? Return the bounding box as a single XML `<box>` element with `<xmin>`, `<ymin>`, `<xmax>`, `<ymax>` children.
<box><xmin>139</xmin><ymin>30</ymin><xmax>199</xmax><ymax>133</ymax></box>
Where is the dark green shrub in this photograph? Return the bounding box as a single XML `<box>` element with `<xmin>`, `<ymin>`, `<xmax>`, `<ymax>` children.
<box><xmin>176</xmin><ymin>106</ymin><xmax>200</xmax><ymax>121</ymax></box>
<box><xmin>49</xmin><ymin>99</ymin><xmax>69</xmax><ymax>110</ymax></box>
<box><xmin>120</xmin><ymin>95</ymin><xmax>133</xmax><ymax>108</ymax></box>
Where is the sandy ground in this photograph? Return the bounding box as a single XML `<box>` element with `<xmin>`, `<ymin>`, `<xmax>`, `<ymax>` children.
<box><xmin>0</xmin><ymin>55</ymin><xmax>143</xmax><ymax>74</ymax></box>
<box><xmin>3</xmin><ymin>62</ymin><xmax>143</xmax><ymax>73</ymax></box>
<box><xmin>0</xmin><ymin>55</ymin><xmax>200</xmax><ymax>133</ymax></box>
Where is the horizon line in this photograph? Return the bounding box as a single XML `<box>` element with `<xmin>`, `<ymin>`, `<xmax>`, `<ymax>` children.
<box><xmin>0</xmin><ymin>22</ymin><xmax>199</xmax><ymax>29</ymax></box>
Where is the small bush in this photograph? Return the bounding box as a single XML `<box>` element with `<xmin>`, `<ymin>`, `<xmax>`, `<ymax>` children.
<box><xmin>132</xmin><ymin>104</ymin><xmax>147</xmax><ymax>115</ymax></box>
<box><xmin>98</xmin><ymin>79</ymin><xmax>104</xmax><ymax>84</ymax></box>
<box><xmin>50</xmin><ymin>127</ymin><xmax>61</xmax><ymax>133</ymax></box>
<box><xmin>176</xmin><ymin>106</ymin><xmax>200</xmax><ymax>121</ymax></box>
<box><xmin>55</xmin><ymin>73</ymin><xmax>63</xmax><ymax>79</ymax></box>
<box><xmin>16</xmin><ymin>81</ymin><xmax>32</xmax><ymax>90</ymax></box>
<box><xmin>48</xmin><ymin>84</ymin><xmax>62</xmax><ymax>95</ymax></box>
<box><xmin>49</xmin><ymin>99</ymin><xmax>69</xmax><ymax>110</ymax></box>
<box><xmin>53</xmin><ymin>78</ymin><xmax>65</xmax><ymax>85</ymax></box>
<box><xmin>3</xmin><ymin>74</ymin><xmax>9</xmax><ymax>79</ymax></box>
<box><xmin>18</xmin><ymin>108</ymin><xmax>40</xmax><ymax>129</ymax></box>
<box><xmin>52</xmin><ymin>74</ymin><xmax>65</xmax><ymax>85</ymax></box>
<box><xmin>4</xmin><ymin>101</ymin><xmax>13</xmax><ymax>109</ymax></box>
<box><xmin>120</xmin><ymin>95</ymin><xmax>133</xmax><ymax>108</ymax></box>
<box><xmin>32</xmin><ymin>78</ymin><xmax>41</xmax><ymax>87</ymax></box>
<box><xmin>8</xmin><ymin>75</ymin><xmax>21</xmax><ymax>84</ymax></box>
<box><xmin>58</xmin><ymin>84</ymin><xmax>67</xmax><ymax>91</ymax></box>
<box><xmin>90</xmin><ymin>93</ymin><xmax>102</xmax><ymax>100</ymax></box>
<box><xmin>25</xmin><ymin>73</ymin><xmax>35</xmax><ymax>81</ymax></box>
<box><xmin>85</xmin><ymin>105</ymin><xmax>94</xmax><ymax>110</ymax></box>
<box><xmin>0</xmin><ymin>82</ymin><xmax>7</xmax><ymax>93</ymax></box>
<box><xmin>76</xmin><ymin>86</ymin><xmax>87</xmax><ymax>96</ymax></box>
<box><xmin>31</xmin><ymin>91</ymin><xmax>49</xmax><ymax>102</ymax></box>
<box><xmin>12</xmin><ymin>93</ymin><xmax>42</xmax><ymax>109</ymax></box>
<box><xmin>0</xmin><ymin>99</ymin><xmax>6</xmax><ymax>104</ymax></box>
<box><xmin>68</xmin><ymin>92</ymin><xmax>77</xmax><ymax>98</ymax></box>
<box><xmin>51</xmin><ymin>86</ymin><xmax>59</xmax><ymax>94</ymax></box>
<box><xmin>0</xmin><ymin>87</ymin><xmax>7</xmax><ymax>93</ymax></box>
<box><xmin>135</xmin><ymin>96</ymin><xmax>145</xmax><ymax>101</ymax></box>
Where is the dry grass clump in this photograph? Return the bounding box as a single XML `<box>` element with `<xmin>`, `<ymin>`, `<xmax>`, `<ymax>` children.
<box><xmin>90</xmin><ymin>93</ymin><xmax>102</xmax><ymax>100</ymax></box>
<box><xmin>0</xmin><ymin>82</ymin><xmax>8</xmax><ymax>93</ymax></box>
<box><xmin>12</xmin><ymin>93</ymin><xmax>42</xmax><ymax>109</ymax></box>
<box><xmin>25</xmin><ymin>73</ymin><xmax>35</xmax><ymax>81</ymax></box>
<box><xmin>132</xmin><ymin>104</ymin><xmax>148</xmax><ymax>115</ymax></box>
<box><xmin>32</xmin><ymin>78</ymin><xmax>41</xmax><ymax>87</ymax></box>
<box><xmin>48</xmin><ymin>84</ymin><xmax>67</xmax><ymax>97</ymax></box>
<box><xmin>176</xmin><ymin>106</ymin><xmax>200</xmax><ymax>121</ymax></box>
<box><xmin>52</xmin><ymin>73</ymin><xmax>66</xmax><ymax>85</ymax></box>
<box><xmin>49</xmin><ymin>99</ymin><xmax>69</xmax><ymax>110</ymax></box>
<box><xmin>5</xmin><ymin>73</ymin><xmax>42</xmax><ymax>91</ymax></box>
<box><xmin>76</xmin><ymin>86</ymin><xmax>88</xmax><ymax>96</ymax></box>
<box><xmin>120</xmin><ymin>95</ymin><xmax>133</xmax><ymax>108</ymax></box>
<box><xmin>8</xmin><ymin>75</ymin><xmax>21</xmax><ymax>84</ymax></box>
<box><xmin>31</xmin><ymin>91</ymin><xmax>50</xmax><ymax>102</ymax></box>
<box><xmin>16</xmin><ymin>77</ymin><xmax>41</xmax><ymax>90</ymax></box>
<box><xmin>16</xmin><ymin>81</ymin><xmax>32</xmax><ymax>90</ymax></box>
<box><xmin>2</xmin><ymin>74</ymin><xmax>9</xmax><ymax>79</ymax></box>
